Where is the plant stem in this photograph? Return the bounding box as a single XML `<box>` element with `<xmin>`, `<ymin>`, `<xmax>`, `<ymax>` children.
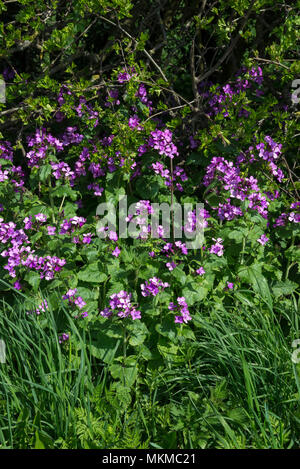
<box><xmin>48</xmin><ymin>178</ymin><xmax>56</xmax><ymax>224</ymax></box>
<box><xmin>170</xmin><ymin>157</ymin><xmax>175</xmax><ymax>242</ymax></box>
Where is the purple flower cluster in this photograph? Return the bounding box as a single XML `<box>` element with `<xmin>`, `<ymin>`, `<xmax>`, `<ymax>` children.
<box><xmin>62</xmin><ymin>288</ymin><xmax>87</xmax><ymax>310</ymax></box>
<box><xmin>158</xmin><ymin>241</ymin><xmax>188</xmax><ymax>271</ymax></box>
<box><xmin>0</xmin><ymin>217</ymin><xmax>65</xmax><ymax>279</ymax></box>
<box><xmin>51</xmin><ymin>161</ymin><xmax>75</xmax><ymax>182</ymax></box>
<box><xmin>152</xmin><ymin>161</ymin><xmax>188</xmax><ymax>191</ymax></box>
<box><xmin>168</xmin><ymin>297</ymin><xmax>191</xmax><ymax>324</ymax></box>
<box><xmin>0</xmin><ymin>141</ymin><xmax>14</xmax><ymax>161</ymax></box>
<box><xmin>128</xmin><ymin>115</ymin><xmax>143</xmax><ymax>130</ymax></box>
<box><xmin>26</xmin><ymin>128</ymin><xmax>64</xmax><ymax>168</ymax></box>
<box><xmin>105</xmin><ymin>89</ymin><xmax>120</xmax><ymax>107</ymax></box>
<box><xmin>216</xmin><ymin>200</ymin><xmax>243</xmax><ymax>221</ymax></box>
<box><xmin>199</xmin><ymin>66</ymin><xmax>263</xmax><ymax>118</ymax></box>
<box><xmin>135</xmin><ymin>84</ymin><xmax>153</xmax><ymax>113</ymax></box>
<box><xmin>162</xmin><ymin>241</ymin><xmax>188</xmax><ymax>256</ymax></box>
<box><xmin>140</xmin><ymin>277</ymin><xmax>169</xmax><ymax>297</ymax></box>
<box><xmin>59</xmin><ymin>216</ymin><xmax>86</xmax><ymax>235</ymax></box>
<box><xmin>117</xmin><ymin>70</ymin><xmax>133</xmax><ymax>83</ymax></box>
<box><xmin>148</xmin><ymin>129</ymin><xmax>179</xmax><ymax>159</ymax></box>
<box><xmin>0</xmin><ymin>144</ymin><xmax>25</xmax><ymax>192</ymax></box>
<box><xmin>209</xmin><ymin>238</ymin><xmax>224</xmax><ymax>256</ymax></box>
<box><xmin>185</xmin><ymin>208</ymin><xmax>210</xmax><ymax>234</ymax></box>
<box><xmin>87</xmin><ymin>183</ymin><xmax>104</xmax><ymax>196</ymax></box>
<box><xmin>126</xmin><ymin>200</ymin><xmax>154</xmax><ymax>239</ymax></box>
<box><xmin>100</xmin><ymin>290</ymin><xmax>141</xmax><ymax>320</ymax></box>
<box><xmin>25</xmin><ymin>124</ymin><xmax>88</xmax><ymax>177</ymax></box>
<box><xmin>26</xmin><ymin>299</ymin><xmax>48</xmax><ymax>316</ymax></box>
<box><xmin>59</xmin><ymin>333</ymin><xmax>69</xmax><ymax>344</ymax></box>
<box><xmin>75</xmin><ymin>96</ymin><xmax>99</xmax><ymax>127</ymax></box>
<box><xmin>203</xmin><ymin>156</ymin><xmax>270</xmax><ymax>219</ymax></box>
<box><xmin>238</xmin><ymin>136</ymin><xmax>284</xmax><ymax>183</ymax></box>
<box><xmin>273</xmin><ymin>202</ymin><xmax>300</xmax><ymax>227</ymax></box>
<box><xmin>23</xmin><ymin>254</ymin><xmax>66</xmax><ymax>280</ymax></box>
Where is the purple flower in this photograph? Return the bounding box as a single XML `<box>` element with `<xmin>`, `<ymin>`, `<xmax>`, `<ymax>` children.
<box><xmin>140</xmin><ymin>277</ymin><xmax>169</xmax><ymax>297</ymax></box>
<box><xmin>112</xmin><ymin>246</ymin><xmax>121</xmax><ymax>257</ymax></box>
<box><xmin>27</xmin><ymin>299</ymin><xmax>48</xmax><ymax>316</ymax></box>
<box><xmin>59</xmin><ymin>333</ymin><xmax>69</xmax><ymax>344</ymax></box>
<box><xmin>148</xmin><ymin>129</ymin><xmax>179</xmax><ymax>159</ymax></box>
<box><xmin>257</xmin><ymin>234</ymin><xmax>269</xmax><ymax>246</ymax></box>
<box><xmin>109</xmin><ymin>231</ymin><xmax>118</xmax><ymax>242</ymax></box>
<box><xmin>128</xmin><ymin>115</ymin><xmax>142</xmax><ymax>130</ymax></box>
<box><xmin>82</xmin><ymin>233</ymin><xmax>92</xmax><ymax>244</ymax></box>
<box><xmin>169</xmin><ymin>297</ymin><xmax>191</xmax><ymax>324</ymax></box>
<box><xmin>14</xmin><ymin>280</ymin><xmax>22</xmax><ymax>290</ymax></box>
<box><xmin>62</xmin><ymin>289</ymin><xmax>77</xmax><ymax>300</ymax></box>
<box><xmin>63</xmin><ymin>289</ymin><xmax>86</xmax><ymax>310</ymax></box>
<box><xmin>166</xmin><ymin>261</ymin><xmax>177</xmax><ymax>271</ymax></box>
<box><xmin>101</xmin><ymin>290</ymin><xmax>141</xmax><ymax>320</ymax></box>
<box><xmin>196</xmin><ymin>267</ymin><xmax>205</xmax><ymax>275</ymax></box>
<box><xmin>74</xmin><ymin>296</ymin><xmax>86</xmax><ymax>309</ymax></box>
<box><xmin>87</xmin><ymin>183</ymin><xmax>104</xmax><ymax>196</ymax></box>
<box><xmin>209</xmin><ymin>238</ymin><xmax>224</xmax><ymax>256</ymax></box>
<box><xmin>47</xmin><ymin>226</ymin><xmax>56</xmax><ymax>236</ymax></box>
<box><xmin>117</xmin><ymin>71</ymin><xmax>132</xmax><ymax>83</ymax></box>
<box><xmin>23</xmin><ymin>216</ymin><xmax>33</xmax><ymax>230</ymax></box>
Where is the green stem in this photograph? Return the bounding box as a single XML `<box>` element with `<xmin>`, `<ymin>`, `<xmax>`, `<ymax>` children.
<box><xmin>48</xmin><ymin>178</ymin><xmax>56</xmax><ymax>224</ymax></box>
<box><xmin>58</xmin><ymin>195</ymin><xmax>66</xmax><ymax>215</ymax></box>
<box><xmin>170</xmin><ymin>157</ymin><xmax>174</xmax><ymax>242</ymax></box>
<box><xmin>123</xmin><ymin>323</ymin><xmax>127</xmax><ymax>364</ymax></box>
<box><xmin>285</xmin><ymin>234</ymin><xmax>295</xmax><ymax>280</ymax></box>
<box><xmin>241</xmin><ymin>236</ymin><xmax>245</xmax><ymax>265</ymax></box>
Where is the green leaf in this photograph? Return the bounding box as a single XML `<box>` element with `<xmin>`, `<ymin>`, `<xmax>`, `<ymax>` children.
<box><xmin>39</xmin><ymin>164</ymin><xmax>52</xmax><ymax>183</ymax></box>
<box><xmin>272</xmin><ymin>280</ymin><xmax>298</xmax><ymax>298</ymax></box>
<box><xmin>34</xmin><ymin>431</ymin><xmax>45</xmax><ymax>449</ymax></box>
<box><xmin>24</xmin><ymin>271</ymin><xmax>40</xmax><ymax>292</ymax></box>
<box><xmin>157</xmin><ymin>337</ymin><xmax>184</xmax><ymax>364</ymax></box>
<box><xmin>109</xmin><ymin>362</ymin><xmax>137</xmax><ymax>387</ymax></box>
<box><xmin>156</xmin><ymin>319</ymin><xmax>177</xmax><ymax>340</ymax></box>
<box><xmin>77</xmin><ymin>262</ymin><xmax>107</xmax><ymax>283</ymax></box>
<box><xmin>52</xmin><ymin>185</ymin><xmax>77</xmax><ymax>200</ymax></box>
<box><xmin>238</xmin><ymin>264</ymin><xmax>272</xmax><ymax>309</ymax></box>
<box><xmin>88</xmin><ymin>333</ymin><xmax>120</xmax><ymax>364</ymax></box>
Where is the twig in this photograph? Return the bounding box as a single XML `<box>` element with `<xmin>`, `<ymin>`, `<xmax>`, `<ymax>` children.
<box><xmin>251</xmin><ymin>57</ymin><xmax>290</xmax><ymax>70</ymax></box>
<box><xmin>197</xmin><ymin>0</ymin><xmax>255</xmax><ymax>84</ymax></box>
<box><xmin>97</xmin><ymin>14</ymin><xmax>168</xmax><ymax>83</ymax></box>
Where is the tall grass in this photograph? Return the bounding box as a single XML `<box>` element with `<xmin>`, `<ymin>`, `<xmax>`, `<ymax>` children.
<box><xmin>0</xmin><ymin>282</ymin><xmax>97</xmax><ymax>448</ymax></box>
<box><xmin>0</xmin><ymin>280</ymin><xmax>299</xmax><ymax>448</ymax></box>
<box><xmin>145</xmin><ymin>296</ymin><xmax>300</xmax><ymax>448</ymax></box>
